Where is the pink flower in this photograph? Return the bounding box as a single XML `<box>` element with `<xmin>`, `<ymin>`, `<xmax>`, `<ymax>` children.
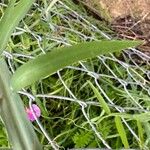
<box><xmin>25</xmin><ymin>104</ymin><xmax>41</xmax><ymax>122</ymax></box>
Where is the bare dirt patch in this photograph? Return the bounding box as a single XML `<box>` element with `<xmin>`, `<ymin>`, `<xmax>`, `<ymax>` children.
<box><xmin>76</xmin><ymin>0</ymin><xmax>150</xmax><ymax>53</ymax></box>
<box><xmin>82</xmin><ymin>0</ymin><xmax>150</xmax><ymax>21</ymax></box>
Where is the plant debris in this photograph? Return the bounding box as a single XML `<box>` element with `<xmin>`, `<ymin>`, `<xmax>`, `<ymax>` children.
<box><xmin>74</xmin><ymin>0</ymin><xmax>150</xmax><ymax>55</ymax></box>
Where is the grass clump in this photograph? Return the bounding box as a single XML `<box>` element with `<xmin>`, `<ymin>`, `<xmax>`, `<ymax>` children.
<box><xmin>0</xmin><ymin>0</ymin><xmax>150</xmax><ymax>149</ymax></box>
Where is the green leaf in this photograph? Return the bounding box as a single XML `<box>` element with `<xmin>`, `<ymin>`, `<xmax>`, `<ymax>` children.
<box><xmin>88</xmin><ymin>80</ymin><xmax>111</xmax><ymax>114</ymax></box>
<box><xmin>115</xmin><ymin>116</ymin><xmax>129</xmax><ymax>148</ymax></box>
<box><xmin>133</xmin><ymin>113</ymin><xmax>150</xmax><ymax>122</ymax></box>
<box><xmin>0</xmin><ymin>58</ymin><xmax>42</xmax><ymax>149</ymax></box>
<box><xmin>137</xmin><ymin>120</ymin><xmax>144</xmax><ymax>148</ymax></box>
<box><xmin>11</xmin><ymin>40</ymin><xmax>141</xmax><ymax>91</ymax></box>
<box><xmin>73</xmin><ymin>130</ymin><xmax>93</xmax><ymax>148</ymax></box>
<box><xmin>0</xmin><ymin>0</ymin><xmax>35</xmax><ymax>53</ymax></box>
<box><xmin>114</xmin><ymin>112</ymin><xmax>150</xmax><ymax>122</ymax></box>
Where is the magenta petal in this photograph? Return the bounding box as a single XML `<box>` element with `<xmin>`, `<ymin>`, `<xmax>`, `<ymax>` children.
<box><xmin>32</xmin><ymin>104</ymin><xmax>41</xmax><ymax>117</ymax></box>
<box><xmin>26</xmin><ymin>108</ymin><xmax>34</xmax><ymax>121</ymax></box>
<box><xmin>25</xmin><ymin>104</ymin><xmax>41</xmax><ymax>122</ymax></box>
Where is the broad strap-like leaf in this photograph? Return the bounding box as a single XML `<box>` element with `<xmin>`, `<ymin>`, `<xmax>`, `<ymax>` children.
<box><xmin>0</xmin><ymin>0</ymin><xmax>35</xmax><ymax>53</ymax></box>
<box><xmin>11</xmin><ymin>40</ymin><xmax>141</xmax><ymax>91</ymax></box>
<box><xmin>0</xmin><ymin>58</ymin><xmax>42</xmax><ymax>149</ymax></box>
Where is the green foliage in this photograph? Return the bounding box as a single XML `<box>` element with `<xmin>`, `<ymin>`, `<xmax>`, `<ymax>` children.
<box><xmin>0</xmin><ymin>0</ymin><xmax>42</xmax><ymax>149</ymax></box>
<box><xmin>110</xmin><ymin>112</ymin><xmax>150</xmax><ymax>122</ymax></box>
<box><xmin>88</xmin><ymin>80</ymin><xmax>111</xmax><ymax>114</ymax></box>
<box><xmin>0</xmin><ymin>0</ymin><xmax>35</xmax><ymax>53</ymax></box>
<box><xmin>11</xmin><ymin>40</ymin><xmax>141</xmax><ymax>91</ymax></box>
<box><xmin>73</xmin><ymin>130</ymin><xmax>93</xmax><ymax>148</ymax></box>
<box><xmin>115</xmin><ymin>116</ymin><xmax>129</xmax><ymax>148</ymax></box>
<box><xmin>137</xmin><ymin>120</ymin><xmax>144</xmax><ymax>148</ymax></box>
<box><xmin>0</xmin><ymin>58</ymin><xmax>42</xmax><ymax>149</ymax></box>
<box><xmin>0</xmin><ymin>122</ymin><xmax>8</xmax><ymax>147</ymax></box>
<box><xmin>0</xmin><ymin>0</ymin><xmax>148</xmax><ymax>149</ymax></box>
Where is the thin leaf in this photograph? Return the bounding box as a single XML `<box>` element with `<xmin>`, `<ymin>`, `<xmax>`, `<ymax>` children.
<box><xmin>109</xmin><ymin>112</ymin><xmax>150</xmax><ymax>122</ymax></box>
<box><xmin>137</xmin><ymin>120</ymin><xmax>144</xmax><ymax>148</ymax></box>
<box><xmin>143</xmin><ymin>122</ymin><xmax>150</xmax><ymax>147</ymax></box>
<box><xmin>88</xmin><ymin>80</ymin><xmax>111</xmax><ymax>114</ymax></box>
<box><xmin>11</xmin><ymin>40</ymin><xmax>141</xmax><ymax>90</ymax></box>
<box><xmin>115</xmin><ymin>116</ymin><xmax>129</xmax><ymax>148</ymax></box>
<box><xmin>0</xmin><ymin>0</ymin><xmax>35</xmax><ymax>53</ymax></box>
<box><xmin>133</xmin><ymin>112</ymin><xmax>150</xmax><ymax>122</ymax></box>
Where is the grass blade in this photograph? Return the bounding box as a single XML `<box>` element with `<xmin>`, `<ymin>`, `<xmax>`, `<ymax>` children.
<box><xmin>137</xmin><ymin>120</ymin><xmax>144</xmax><ymax>148</ymax></box>
<box><xmin>115</xmin><ymin>116</ymin><xmax>129</xmax><ymax>148</ymax></box>
<box><xmin>11</xmin><ymin>40</ymin><xmax>141</xmax><ymax>90</ymax></box>
<box><xmin>0</xmin><ymin>0</ymin><xmax>35</xmax><ymax>53</ymax></box>
<box><xmin>88</xmin><ymin>80</ymin><xmax>111</xmax><ymax>114</ymax></box>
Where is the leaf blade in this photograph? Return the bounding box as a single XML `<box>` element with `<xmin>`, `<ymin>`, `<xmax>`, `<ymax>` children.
<box><xmin>11</xmin><ymin>40</ymin><xmax>141</xmax><ymax>90</ymax></box>
<box><xmin>0</xmin><ymin>0</ymin><xmax>35</xmax><ymax>53</ymax></box>
<box><xmin>88</xmin><ymin>80</ymin><xmax>111</xmax><ymax>114</ymax></box>
<box><xmin>115</xmin><ymin>116</ymin><xmax>129</xmax><ymax>148</ymax></box>
<box><xmin>0</xmin><ymin>58</ymin><xmax>42</xmax><ymax>149</ymax></box>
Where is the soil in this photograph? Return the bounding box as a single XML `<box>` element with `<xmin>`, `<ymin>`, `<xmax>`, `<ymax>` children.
<box><xmin>74</xmin><ymin>0</ymin><xmax>150</xmax><ymax>54</ymax></box>
<box><xmin>90</xmin><ymin>0</ymin><xmax>150</xmax><ymax>21</ymax></box>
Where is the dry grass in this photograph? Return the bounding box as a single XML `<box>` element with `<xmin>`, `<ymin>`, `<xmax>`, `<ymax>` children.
<box><xmin>85</xmin><ymin>0</ymin><xmax>150</xmax><ymax>20</ymax></box>
<box><xmin>77</xmin><ymin>0</ymin><xmax>150</xmax><ymax>55</ymax></box>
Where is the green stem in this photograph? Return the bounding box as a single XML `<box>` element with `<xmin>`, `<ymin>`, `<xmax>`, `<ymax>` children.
<box><xmin>0</xmin><ymin>58</ymin><xmax>42</xmax><ymax>150</ymax></box>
